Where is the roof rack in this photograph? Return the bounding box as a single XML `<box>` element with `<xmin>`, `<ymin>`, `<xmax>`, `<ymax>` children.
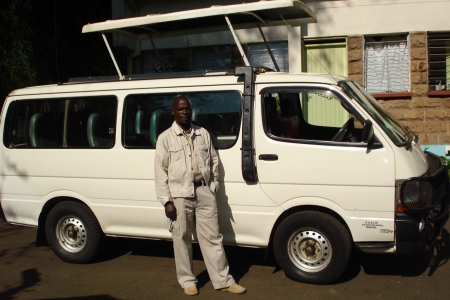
<box><xmin>81</xmin><ymin>1</ymin><xmax>316</xmax><ymax>80</ymax></box>
<box><xmin>68</xmin><ymin>75</ymin><xmax>121</xmax><ymax>83</ymax></box>
<box><xmin>67</xmin><ymin>66</ymin><xmax>277</xmax><ymax>83</ymax></box>
<box><xmin>68</xmin><ymin>69</ymin><xmax>236</xmax><ymax>83</ymax></box>
<box><xmin>83</xmin><ymin>1</ymin><xmax>316</xmax><ymax>37</ymax></box>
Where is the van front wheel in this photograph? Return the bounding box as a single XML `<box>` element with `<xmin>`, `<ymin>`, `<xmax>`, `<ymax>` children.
<box><xmin>274</xmin><ymin>211</ymin><xmax>351</xmax><ymax>284</ymax></box>
<box><xmin>45</xmin><ymin>201</ymin><xmax>105</xmax><ymax>263</ymax></box>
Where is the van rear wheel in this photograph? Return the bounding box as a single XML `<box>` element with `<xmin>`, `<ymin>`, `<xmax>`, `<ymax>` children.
<box><xmin>274</xmin><ymin>211</ymin><xmax>352</xmax><ymax>284</ymax></box>
<box><xmin>45</xmin><ymin>201</ymin><xmax>105</xmax><ymax>263</ymax></box>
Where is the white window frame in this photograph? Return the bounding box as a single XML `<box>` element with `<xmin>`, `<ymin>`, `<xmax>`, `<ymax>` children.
<box><xmin>364</xmin><ymin>34</ymin><xmax>410</xmax><ymax>94</ymax></box>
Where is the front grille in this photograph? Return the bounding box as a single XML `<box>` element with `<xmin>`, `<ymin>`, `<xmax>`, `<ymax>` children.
<box><xmin>400</xmin><ymin>152</ymin><xmax>449</xmax><ymax>211</ymax></box>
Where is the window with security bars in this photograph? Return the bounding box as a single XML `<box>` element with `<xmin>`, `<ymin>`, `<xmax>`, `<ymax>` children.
<box><xmin>137</xmin><ymin>48</ymin><xmax>190</xmax><ymax>73</ymax></box>
<box><xmin>191</xmin><ymin>45</ymin><xmax>232</xmax><ymax>71</ymax></box>
<box><xmin>248</xmin><ymin>42</ymin><xmax>289</xmax><ymax>72</ymax></box>
<box><xmin>364</xmin><ymin>35</ymin><xmax>410</xmax><ymax>93</ymax></box>
<box><xmin>428</xmin><ymin>32</ymin><xmax>450</xmax><ymax>91</ymax></box>
<box><xmin>134</xmin><ymin>46</ymin><xmax>232</xmax><ymax>73</ymax></box>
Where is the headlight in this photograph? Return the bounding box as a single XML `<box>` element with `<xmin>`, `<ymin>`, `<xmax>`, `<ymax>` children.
<box><xmin>401</xmin><ymin>179</ymin><xmax>434</xmax><ymax>210</ymax></box>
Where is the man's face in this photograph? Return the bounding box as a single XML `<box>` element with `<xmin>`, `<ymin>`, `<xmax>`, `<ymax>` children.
<box><xmin>172</xmin><ymin>97</ymin><xmax>192</xmax><ymax>128</ymax></box>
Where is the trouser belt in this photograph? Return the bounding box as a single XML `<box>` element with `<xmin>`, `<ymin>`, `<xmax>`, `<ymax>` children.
<box><xmin>194</xmin><ymin>180</ymin><xmax>206</xmax><ymax>186</ymax></box>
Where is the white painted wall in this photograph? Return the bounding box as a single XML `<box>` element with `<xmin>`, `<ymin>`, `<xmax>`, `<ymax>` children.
<box><xmin>115</xmin><ymin>0</ymin><xmax>450</xmax><ymax>39</ymax></box>
<box><xmin>111</xmin><ymin>0</ymin><xmax>450</xmax><ymax>72</ymax></box>
<box><xmin>302</xmin><ymin>0</ymin><xmax>450</xmax><ymax>38</ymax></box>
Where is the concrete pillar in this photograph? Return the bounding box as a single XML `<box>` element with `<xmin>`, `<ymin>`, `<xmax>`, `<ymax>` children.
<box><xmin>288</xmin><ymin>25</ymin><xmax>302</xmax><ymax>73</ymax></box>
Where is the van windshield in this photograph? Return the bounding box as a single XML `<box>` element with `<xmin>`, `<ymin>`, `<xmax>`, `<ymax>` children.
<box><xmin>339</xmin><ymin>81</ymin><xmax>408</xmax><ymax>147</ymax></box>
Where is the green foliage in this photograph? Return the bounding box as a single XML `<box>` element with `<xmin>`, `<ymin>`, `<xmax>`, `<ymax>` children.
<box><xmin>441</xmin><ymin>156</ymin><xmax>450</xmax><ymax>177</ymax></box>
<box><xmin>0</xmin><ymin>0</ymin><xmax>116</xmax><ymax>103</ymax></box>
<box><xmin>0</xmin><ymin>0</ymin><xmax>38</xmax><ymax>99</ymax></box>
<box><xmin>441</xmin><ymin>155</ymin><xmax>450</xmax><ymax>167</ymax></box>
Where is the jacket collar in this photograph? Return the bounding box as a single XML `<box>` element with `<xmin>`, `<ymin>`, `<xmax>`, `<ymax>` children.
<box><xmin>171</xmin><ymin>121</ymin><xmax>201</xmax><ymax>136</ymax></box>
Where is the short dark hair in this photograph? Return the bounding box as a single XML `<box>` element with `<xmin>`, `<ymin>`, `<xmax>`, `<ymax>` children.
<box><xmin>172</xmin><ymin>94</ymin><xmax>192</xmax><ymax>108</ymax></box>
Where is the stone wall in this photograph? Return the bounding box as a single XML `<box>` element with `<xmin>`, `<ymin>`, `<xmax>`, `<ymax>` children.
<box><xmin>347</xmin><ymin>33</ymin><xmax>450</xmax><ymax>145</ymax></box>
<box><xmin>347</xmin><ymin>36</ymin><xmax>364</xmax><ymax>87</ymax></box>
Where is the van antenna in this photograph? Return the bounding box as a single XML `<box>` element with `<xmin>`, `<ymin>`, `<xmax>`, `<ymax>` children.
<box><xmin>54</xmin><ymin>0</ymin><xmax>61</xmax><ymax>83</ymax></box>
<box><xmin>280</xmin><ymin>15</ymin><xmax>339</xmax><ymax>83</ymax></box>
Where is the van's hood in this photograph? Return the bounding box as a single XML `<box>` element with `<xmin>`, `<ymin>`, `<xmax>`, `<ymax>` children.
<box><xmin>395</xmin><ymin>141</ymin><xmax>429</xmax><ymax>179</ymax></box>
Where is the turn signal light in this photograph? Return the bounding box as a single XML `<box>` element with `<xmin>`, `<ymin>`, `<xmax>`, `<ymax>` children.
<box><xmin>396</xmin><ymin>204</ymin><xmax>407</xmax><ymax>212</ymax></box>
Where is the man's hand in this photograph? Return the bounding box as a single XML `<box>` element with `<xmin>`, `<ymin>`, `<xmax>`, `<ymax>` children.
<box><xmin>165</xmin><ymin>202</ymin><xmax>177</xmax><ymax>220</ymax></box>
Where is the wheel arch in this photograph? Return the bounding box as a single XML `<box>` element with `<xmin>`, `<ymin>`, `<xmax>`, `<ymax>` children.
<box><xmin>36</xmin><ymin>196</ymin><xmax>99</xmax><ymax>246</ymax></box>
<box><xmin>266</xmin><ymin>204</ymin><xmax>353</xmax><ymax>258</ymax></box>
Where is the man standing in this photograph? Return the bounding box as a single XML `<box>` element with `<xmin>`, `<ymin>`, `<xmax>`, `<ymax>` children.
<box><xmin>155</xmin><ymin>95</ymin><xmax>246</xmax><ymax>296</ymax></box>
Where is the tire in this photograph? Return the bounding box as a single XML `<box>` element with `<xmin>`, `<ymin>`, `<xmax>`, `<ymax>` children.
<box><xmin>45</xmin><ymin>201</ymin><xmax>105</xmax><ymax>263</ymax></box>
<box><xmin>273</xmin><ymin>211</ymin><xmax>352</xmax><ymax>284</ymax></box>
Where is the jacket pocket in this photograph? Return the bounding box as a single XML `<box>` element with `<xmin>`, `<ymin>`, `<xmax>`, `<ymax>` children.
<box><xmin>196</xmin><ymin>144</ymin><xmax>209</xmax><ymax>162</ymax></box>
<box><xmin>209</xmin><ymin>181</ymin><xmax>218</xmax><ymax>194</ymax></box>
<box><xmin>169</xmin><ymin>145</ymin><xmax>183</xmax><ymax>161</ymax></box>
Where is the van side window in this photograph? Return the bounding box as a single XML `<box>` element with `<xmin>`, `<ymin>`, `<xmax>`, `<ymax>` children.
<box><xmin>123</xmin><ymin>91</ymin><xmax>242</xmax><ymax>149</ymax></box>
<box><xmin>4</xmin><ymin>96</ymin><xmax>117</xmax><ymax>148</ymax></box>
<box><xmin>262</xmin><ymin>89</ymin><xmax>364</xmax><ymax>143</ymax></box>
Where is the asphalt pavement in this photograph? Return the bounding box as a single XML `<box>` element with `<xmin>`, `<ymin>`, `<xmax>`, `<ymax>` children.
<box><xmin>1</xmin><ymin>214</ymin><xmax>450</xmax><ymax>299</ymax></box>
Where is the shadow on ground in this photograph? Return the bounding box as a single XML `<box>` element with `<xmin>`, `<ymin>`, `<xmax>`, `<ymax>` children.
<box><xmin>100</xmin><ymin>236</ymin><xmax>268</xmax><ymax>286</ymax></box>
<box><xmin>339</xmin><ymin>228</ymin><xmax>450</xmax><ymax>283</ymax></box>
<box><xmin>0</xmin><ymin>268</ymin><xmax>41</xmax><ymax>300</ymax></box>
<box><xmin>2</xmin><ymin>214</ymin><xmax>448</xmax><ymax>291</ymax></box>
<box><xmin>99</xmin><ymin>227</ymin><xmax>450</xmax><ymax>286</ymax></box>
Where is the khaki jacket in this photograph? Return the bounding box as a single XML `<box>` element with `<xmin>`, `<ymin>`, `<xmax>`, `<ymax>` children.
<box><xmin>155</xmin><ymin>121</ymin><xmax>219</xmax><ymax>206</ymax></box>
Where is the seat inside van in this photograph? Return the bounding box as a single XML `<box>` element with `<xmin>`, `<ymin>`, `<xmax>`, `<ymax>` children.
<box><xmin>29</xmin><ymin>113</ymin><xmax>62</xmax><ymax>148</ymax></box>
<box><xmin>66</xmin><ymin>111</ymin><xmax>89</xmax><ymax>147</ymax></box>
<box><xmin>263</xmin><ymin>96</ymin><xmax>284</xmax><ymax>137</ymax></box>
<box><xmin>87</xmin><ymin>113</ymin><xmax>114</xmax><ymax>148</ymax></box>
<box><xmin>150</xmin><ymin>110</ymin><xmax>172</xmax><ymax>146</ymax></box>
<box><xmin>135</xmin><ymin>110</ymin><xmax>151</xmax><ymax>146</ymax></box>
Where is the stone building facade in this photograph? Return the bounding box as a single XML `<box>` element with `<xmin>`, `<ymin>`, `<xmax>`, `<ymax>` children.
<box><xmin>348</xmin><ymin>33</ymin><xmax>450</xmax><ymax>146</ymax></box>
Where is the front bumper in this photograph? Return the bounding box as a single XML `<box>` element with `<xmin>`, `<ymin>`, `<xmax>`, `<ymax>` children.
<box><xmin>396</xmin><ymin>211</ymin><xmax>448</xmax><ymax>253</ymax></box>
<box><xmin>395</xmin><ymin>152</ymin><xmax>450</xmax><ymax>254</ymax></box>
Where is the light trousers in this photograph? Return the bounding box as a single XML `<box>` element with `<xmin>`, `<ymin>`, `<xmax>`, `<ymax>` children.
<box><xmin>170</xmin><ymin>185</ymin><xmax>235</xmax><ymax>289</ymax></box>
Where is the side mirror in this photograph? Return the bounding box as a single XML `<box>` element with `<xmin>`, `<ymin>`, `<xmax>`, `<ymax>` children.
<box><xmin>362</xmin><ymin>120</ymin><xmax>374</xmax><ymax>146</ymax></box>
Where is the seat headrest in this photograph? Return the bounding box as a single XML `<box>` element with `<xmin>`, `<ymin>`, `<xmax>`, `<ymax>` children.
<box><xmin>87</xmin><ymin>113</ymin><xmax>114</xmax><ymax>148</ymax></box>
<box><xmin>264</xmin><ymin>96</ymin><xmax>277</xmax><ymax>115</ymax></box>
<box><xmin>29</xmin><ymin>113</ymin><xmax>60</xmax><ymax>147</ymax></box>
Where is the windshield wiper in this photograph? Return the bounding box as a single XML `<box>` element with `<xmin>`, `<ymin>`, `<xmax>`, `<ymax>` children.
<box><xmin>404</xmin><ymin>126</ymin><xmax>419</xmax><ymax>143</ymax></box>
<box><xmin>403</xmin><ymin>126</ymin><xmax>419</xmax><ymax>150</ymax></box>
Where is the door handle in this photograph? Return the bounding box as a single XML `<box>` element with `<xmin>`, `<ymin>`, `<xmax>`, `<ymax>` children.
<box><xmin>259</xmin><ymin>154</ymin><xmax>278</xmax><ymax>161</ymax></box>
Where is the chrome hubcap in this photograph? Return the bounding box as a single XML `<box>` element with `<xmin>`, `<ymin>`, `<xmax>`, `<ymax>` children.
<box><xmin>56</xmin><ymin>217</ymin><xmax>87</xmax><ymax>253</ymax></box>
<box><xmin>288</xmin><ymin>230</ymin><xmax>332</xmax><ymax>272</ymax></box>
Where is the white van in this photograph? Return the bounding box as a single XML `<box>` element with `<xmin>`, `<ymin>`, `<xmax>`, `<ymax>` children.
<box><xmin>2</xmin><ymin>67</ymin><xmax>449</xmax><ymax>283</ymax></box>
<box><xmin>1</xmin><ymin>1</ymin><xmax>449</xmax><ymax>284</ymax></box>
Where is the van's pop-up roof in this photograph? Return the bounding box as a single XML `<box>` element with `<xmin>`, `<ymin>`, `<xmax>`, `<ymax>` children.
<box><xmin>82</xmin><ymin>0</ymin><xmax>316</xmax><ymax>39</ymax></box>
<box><xmin>80</xmin><ymin>0</ymin><xmax>316</xmax><ymax>80</ymax></box>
